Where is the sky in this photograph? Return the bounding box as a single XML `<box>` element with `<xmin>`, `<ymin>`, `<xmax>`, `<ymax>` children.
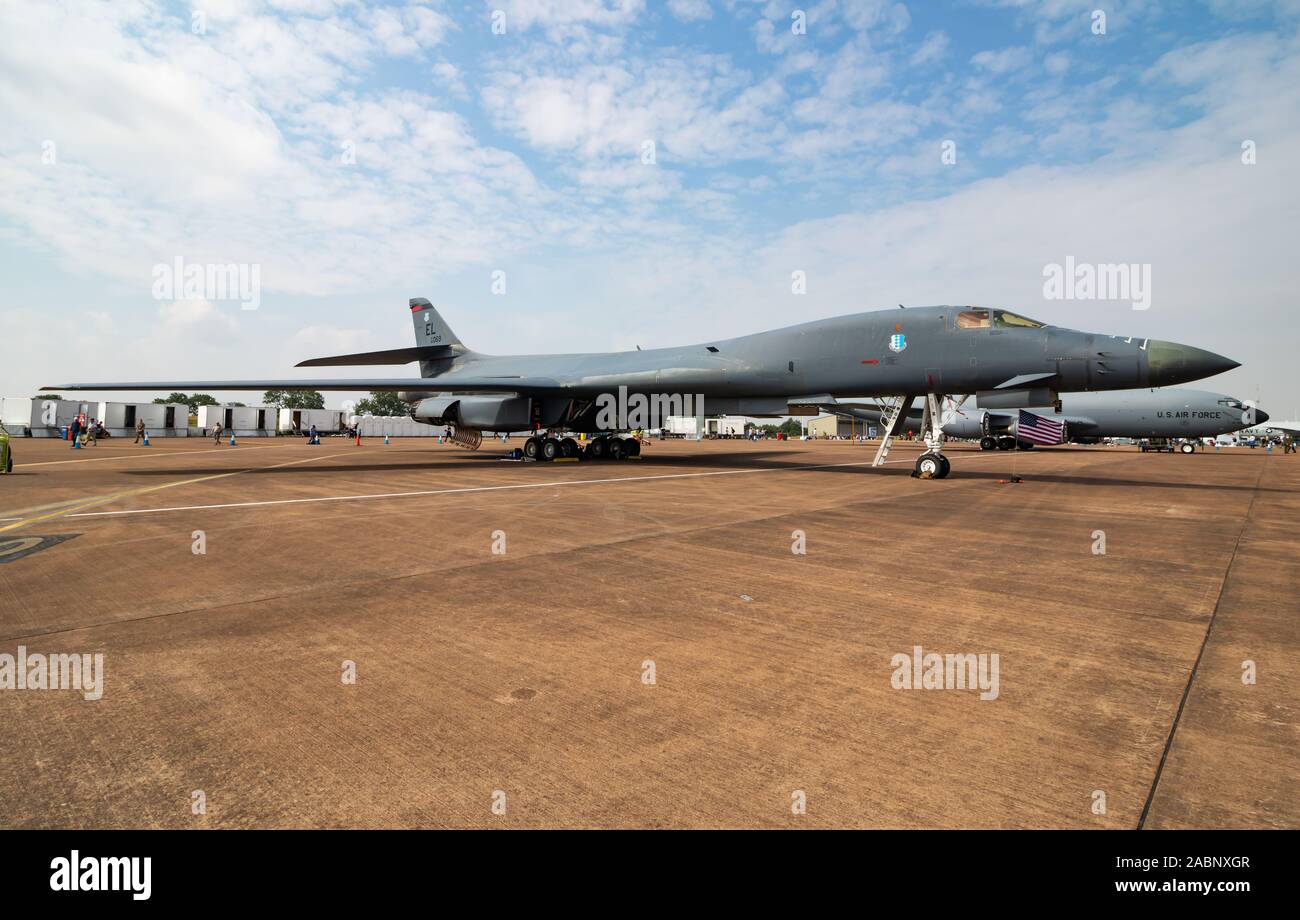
<box><xmin>1</xmin><ymin>0</ymin><xmax>1298</xmax><ymax>415</ymax></box>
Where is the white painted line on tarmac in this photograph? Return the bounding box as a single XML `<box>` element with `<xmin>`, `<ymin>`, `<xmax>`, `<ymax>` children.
<box><xmin>67</xmin><ymin>452</ymin><xmax>1011</xmax><ymax>519</ymax></box>
<box><xmin>20</xmin><ymin>442</ymin><xmax>283</xmax><ymax>467</ymax></box>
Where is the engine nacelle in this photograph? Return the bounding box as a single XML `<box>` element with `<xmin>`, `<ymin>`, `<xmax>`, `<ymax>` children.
<box><xmin>940</xmin><ymin>416</ymin><xmax>984</xmax><ymax>440</ymax></box>
<box><xmin>413</xmin><ymin>395</ymin><xmax>531</xmax><ymax>431</ymax></box>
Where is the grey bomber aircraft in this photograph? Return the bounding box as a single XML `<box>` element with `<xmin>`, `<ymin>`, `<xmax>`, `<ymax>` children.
<box><xmin>46</xmin><ymin>300</ymin><xmax>1239</xmax><ymax>478</ymax></box>
<box><xmin>823</xmin><ymin>388</ymin><xmax>1266</xmax><ymax>454</ymax></box>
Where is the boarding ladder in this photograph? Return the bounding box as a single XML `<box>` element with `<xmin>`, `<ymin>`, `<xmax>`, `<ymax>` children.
<box><xmin>871</xmin><ymin>396</ymin><xmax>915</xmax><ymax>467</ymax></box>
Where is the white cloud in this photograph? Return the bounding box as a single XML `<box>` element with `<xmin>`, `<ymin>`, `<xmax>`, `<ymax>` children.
<box><xmin>491</xmin><ymin>0</ymin><xmax>646</xmax><ymax>34</ymax></box>
<box><xmin>911</xmin><ymin>31</ymin><xmax>950</xmax><ymax>66</ymax></box>
<box><xmin>667</xmin><ymin>0</ymin><xmax>713</xmax><ymax>22</ymax></box>
<box><xmin>970</xmin><ymin>46</ymin><xmax>1033</xmax><ymax>74</ymax></box>
<box><xmin>481</xmin><ymin>58</ymin><xmax>787</xmax><ymax>163</ymax></box>
<box><xmin>0</xmin><ymin>1</ymin><xmax>547</xmax><ymax>305</ymax></box>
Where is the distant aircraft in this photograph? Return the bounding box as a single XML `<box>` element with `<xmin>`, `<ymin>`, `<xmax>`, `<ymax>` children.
<box><xmin>47</xmin><ymin>300</ymin><xmax>1238</xmax><ymax>479</ymax></box>
<box><xmin>825</xmin><ymin>389</ymin><xmax>1266</xmax><ymax>453</ymax></box>
<box><xmin>1261</xmin><ymin>419</ymin><xmax>1300</xmax><ymax>440</ymax></box>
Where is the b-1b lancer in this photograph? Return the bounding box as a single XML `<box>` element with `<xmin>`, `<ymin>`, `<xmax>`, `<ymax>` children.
<box><xmin>47</xmin><ymin>300</ymin><xmax>1239</xmax><ymax>479</ymax></box>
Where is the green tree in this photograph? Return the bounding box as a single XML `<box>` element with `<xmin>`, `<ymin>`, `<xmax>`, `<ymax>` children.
<box><xmin>153</xmin><ymin>392</ymin><xmax>220</xmax><ymax>413</ymax></box>
<box><xmin>355</xmin><ymin>391</ymin><xmax>408</xmax><ymax>417</ymax></box>
<box><xmin>779</xmin><ymin>419</ymin><xmax>803</xmax><ymax>437</ymax></box>
<box><xmin>263</xmin><ymin>389</ymin><xmax>325</xmax><ymax>410</ymax></box>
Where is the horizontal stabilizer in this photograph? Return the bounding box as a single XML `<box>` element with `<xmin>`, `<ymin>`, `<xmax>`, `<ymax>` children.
<box><xmin>296</xmin><ymin>345</ymin><xmax>453</xmax><ymax>367</ymax></box>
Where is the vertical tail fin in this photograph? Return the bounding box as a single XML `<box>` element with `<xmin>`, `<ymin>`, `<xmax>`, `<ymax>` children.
<box><xmin>411</xmin><ymin>297</ymin><xmax>462</xmax><ymax>348</ymax></box>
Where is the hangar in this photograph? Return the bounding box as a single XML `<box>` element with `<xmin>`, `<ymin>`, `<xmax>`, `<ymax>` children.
<box><xmin>807</xmin><ymin>415</ymin><xmax>866</xmax><ymax>438</ymax></box>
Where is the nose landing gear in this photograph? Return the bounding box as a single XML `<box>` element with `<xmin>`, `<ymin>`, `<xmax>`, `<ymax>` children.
<box><xmin>910</xmin><ymin>393</ymin><xmax>952</xmax><ymax>479</ymax></box>
<box><xmin>914</xmin><ymin>452</ymin><xmax>951</xmax><ymax>479</ymax></box>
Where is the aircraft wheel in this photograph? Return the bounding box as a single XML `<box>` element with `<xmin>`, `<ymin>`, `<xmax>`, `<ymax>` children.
<box><xmin>523</xmin><ymin>437</ymin><xmax>541</xmax><ymax>460</ymax></box>
<box><xmin>937</xmin><ymin>455</ymin><xmax>951</xmax><ymax>478</ymax></box>
<box><xmin>608</xmin><ymin>438</ymin><xmax>628</xmax><ymax>461</ymax></box>
<box><xmin>1017</xmin><ymin>441</ymin><xmax>1035</xmax><ymax>450</ymax></box>
<box><xmin>1180</xmin><ymin>442</ymin><xmax>1195</xmax><ymax>454</ymax></box>
<box><xmin>914</xmin><ymin>452</ymin><xmax>943</xmax><ymax>479</ymax></box>
<box><xmin>979</xmin><ymin>436</ymin><xmax>997</xmax><ymax>451</ymax></box>
<box><xmin>560</xmin><ymin>437</ymin><xmax>578</xmax><ymax>458</ymax></box>
<box><xmin>586</xmin><ymin>438</ymin><xmax>607</xmax><ymax>460</ymax></box>
<box><xmin>997</xmin><ymin>437</ymin><xmax>1016</xmax><ymax>450</ymax></box>
<box><xmin>540</xmin><ymin>437</ymin><xmax>560</xmax><ymax>461</ymax></box>
<box><xmin>626</xmin><ymin>438</ymin><xmax>641</xmax><ymax>457</ymax></box>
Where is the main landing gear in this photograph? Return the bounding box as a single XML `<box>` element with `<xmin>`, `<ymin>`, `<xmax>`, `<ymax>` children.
<box><xmin>523</xmin><ymin>434</ymin><xmax>639</xmax><ymax>462</ymax></box>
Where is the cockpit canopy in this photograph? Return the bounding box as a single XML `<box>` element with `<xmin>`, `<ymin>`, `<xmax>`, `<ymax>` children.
<box><xmin>955</xmin><ymin>307</ymin><xmax>1046</xmax><ymax>330</ymax></box>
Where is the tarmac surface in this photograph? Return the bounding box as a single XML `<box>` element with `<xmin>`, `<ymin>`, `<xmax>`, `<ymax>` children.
<box><xmin>0</xmin><ymin>434</ymin><xmax>1295</xmax><ymax>828</ymax></box>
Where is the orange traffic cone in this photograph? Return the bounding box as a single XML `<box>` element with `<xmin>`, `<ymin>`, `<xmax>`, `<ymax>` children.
<box><xmin>355</xmin><ymin>432</ymin><xmax>361</xmax><ymax>446</ymax></box>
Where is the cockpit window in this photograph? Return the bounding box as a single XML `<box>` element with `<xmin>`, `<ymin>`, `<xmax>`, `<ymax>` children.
<box><xmin>956</xmin><ymin>309</ymin><xmax>990</xmax><ymax>329</ymax></box>
<box><xmin>1218</xmin><ymin>398</ymin><xmax>1243</xmax><ymax>410</ymax></box>
<box><xmin>992</xmin><ymin>310</ymin><xmax>1045</xmax><ymax>329</ymax></box>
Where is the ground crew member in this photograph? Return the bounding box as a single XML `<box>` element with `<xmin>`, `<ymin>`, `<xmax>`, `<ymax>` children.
<box><xmin>212</xmin><ymin>421</ymin><xmax>224</xmax><ymax>445</ymax></box>
<box><xmin>70</xmin><ymin>416</ymin><xmax>82</xmax><ymax>448</ymax></box>
<box><xmin>83</xmin><ymin>420</ymin><xmax>97</xmax><ymax>447</ymax></box>
<box><xmin>134</xmin><ymin>418</ymin><xmax>146</xmax><ymax>444</ymax></box>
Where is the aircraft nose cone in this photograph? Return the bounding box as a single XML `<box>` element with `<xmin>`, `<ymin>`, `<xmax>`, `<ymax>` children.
<box><xmin>1147</xmin><ymin>340</ymin><xmax>1240</xmax><ymax>385</ymax></box>
<box><xmin>1255</xmin><ymin>408</ymin><xmax>1270</xmax><ymax>424</ymax></box>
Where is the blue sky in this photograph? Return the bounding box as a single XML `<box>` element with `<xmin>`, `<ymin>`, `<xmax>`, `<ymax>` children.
<box><xmin>1</xmin><ymin>0</ymin><xmax>1298</xmax><ymax>413</ymax></box>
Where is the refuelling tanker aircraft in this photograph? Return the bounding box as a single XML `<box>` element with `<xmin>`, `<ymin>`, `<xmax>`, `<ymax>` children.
<box><xmin>825</xmin><ymin>389</ymin><xmax>1265</xmax><ymax>453</ymax></box>
<box><xmin>46</xmin><ymin>300</ymin><xmax>1239</xmax><ymax>479</ymax></box>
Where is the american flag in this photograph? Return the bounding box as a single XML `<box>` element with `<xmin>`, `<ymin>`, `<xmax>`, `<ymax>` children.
<box><xmin>1017</xmin><ymin>409</ymin><xmax>1065</xmax><ymax>445</ymax></box>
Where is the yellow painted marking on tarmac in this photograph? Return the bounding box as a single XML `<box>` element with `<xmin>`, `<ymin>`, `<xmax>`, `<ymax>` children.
<box><xmin>0</xmin><ymin>537</ymin><xmax>43</xmax><ymax>560</ymax></box>
<box><xmin>0</xmin><ymin>452</ymin><xmax>347</xmax><ymax>534</ymax></box>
